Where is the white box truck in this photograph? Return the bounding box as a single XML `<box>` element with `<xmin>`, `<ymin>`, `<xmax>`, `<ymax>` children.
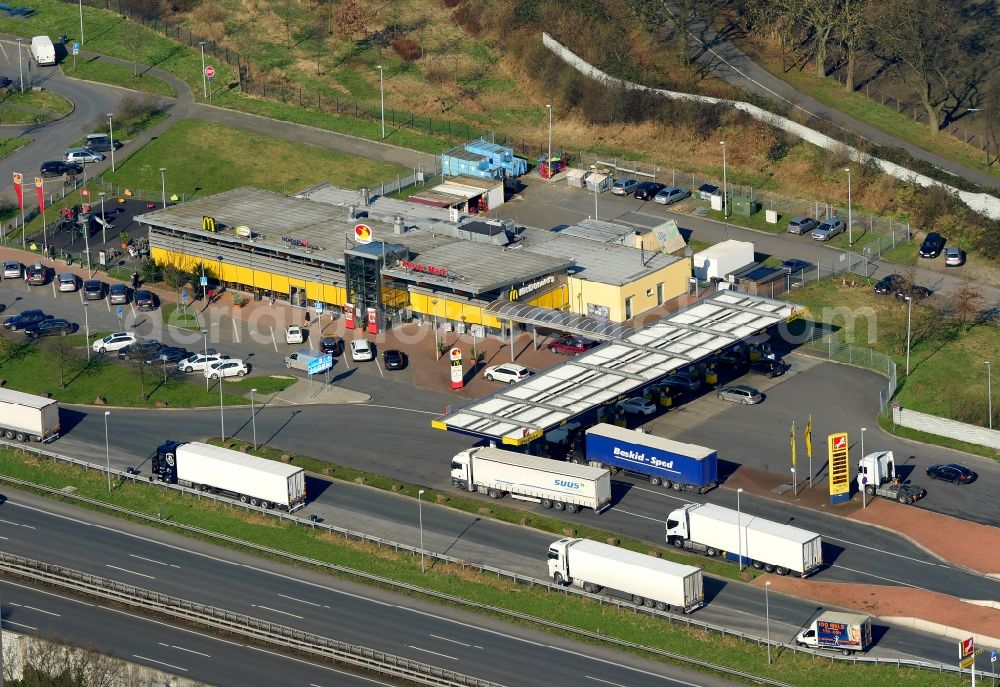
<box><xmin>30</xmin><ymin>36</ymin><xmax>56</xmax><ymax>66</ymax></box>
<box><xmin>451</xmin><ymin>447</ymin><xmax>612</xmax><ymax>514</ymax></box>
<box><xmin>665</xmin><ymin>503</ymin><xmax>823</xmax><ymax>577</ymax></box>
<box><xmin>153</xmin><ymin>441</ymin><xmax>306</xmax><ymax>512</ymax></box>
<box><xmin>692</xmin><ymin>240</ymin><xmax>754</xmax><ymax>281</ymax></box>
<box><xmin>548</xmin><ymin>538</ymin><xmax>704</xmax><ymax>613</ymax></box>
<box><xmin>796</xmin><ymin>612</ymin><xmax>872</xmax><ymax>655</ymax></box>
<box><xmin>0</xmin><ymin>388</ymin><xmax>60</xmax><ymax>442</ymax></box>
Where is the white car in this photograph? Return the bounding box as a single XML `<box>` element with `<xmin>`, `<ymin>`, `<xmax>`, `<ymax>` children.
<box><xmin>204</xmin><ymin>359</ymin><xmax>249</xmax><ymax>379</ymax></box>
<box><xmin>483</xmin><ymin>363</ymin><xmax>532</xmax><ymax>384</ymax></box>
<box><xmin>350</xmin><ymin>338</ymin><xmax>375</xmax><ymax>361</ymax></box>
<box><xmin>57</xmin><ymin>272</ymin><xmax>77</xmax><ymax>292</ymax></box>
<box><xmin>285</xmin><ymin>325</ymin><xmax>305</xmax><ymax>344</ymax></box>
<box><xmin>64</xmin><ymin>148</ymin><xmax>104</xmax><ymax>164</ymax></box>
<box><xmin>616</xmin><ymin>397</ymin><xmax>657</xmax><ymax>416</ymax></box>
<box><xmin>92</xmin><ymin>331</ymin><xmax>137</xmax><ymax>354</ymax></box>
<box><xmin>2</xmin><ymin>261</ymin><xmax>21</xmax><ymax>279</ymax></box>
<box><xmin>178</xmin><ymin>352</ymin><xmax>225</xmax><ymax>373</ymax></box>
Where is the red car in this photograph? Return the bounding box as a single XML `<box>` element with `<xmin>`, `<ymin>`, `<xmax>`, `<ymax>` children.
<box><xmin>547</xmin><ymin>335</ymin><xmax>596</xmax><ymax>355</ymax></box>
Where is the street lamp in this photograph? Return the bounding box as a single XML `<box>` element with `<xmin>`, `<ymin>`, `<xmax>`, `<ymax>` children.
<box><xmin>844</xmin><ymin>167</ymin><xmax>853</xmax><ymax>245</ymax></box>
<box><xmin>218</xmin><ymin>362</ymin><xmax>225</xmax><ymax>441</ymax></box>
<box><xmin>83</xmin><ymin>302</ymin><xmax>90</xmax><ymax>361</ymax></box>
<box><xmin>104</xmin><ymin>411</ymin><xmax>111</xmax><ymax>492</ymax></box>
<box><xmin>98</xmin><ymin>191</ymin><xmax>106</xmax><ymax>245</ymax></box>
<box><xmin>78</xmin><ymin>0</ymin><xmax>84</xmax><ymax>47</ymax></box>
<box><xmin>201</xmin><ymin>329</ymin><xmax>209</xmax><ymax>391</ymax></box>
<box><xmin>765</xmin><ymin>580</ymin><xmax>772</xmax><ymax>665</ymax></box>
<box><xmin>720</xmin><ymin>141</ymin><xmax>728</xmax><ymax>219</ymax></box>
<box><xmin>376</xmin><ymin>65</ymin><xmax>385</xmax><ymax>140</ymax></box>
<box><xmin>736</xmin><ymin>487</ymin><xmax>744</xmax><ymax>572</ymax></box>
<box><xmin>107</xmin><ymin>113</ymin><xmax>116</xmax><ymax>173</ymax></box>
<box><xmin>16</xmin><ymin>37</ymin><xmax>23</xmax><ymax>93</ymax></box>
<box><xmin>904</xmin><ymin>295</ymin><xmax>913</xmax><ymax>375</ymax></box>
<box><xmin>987</xmin><ymin>361</ymin><xmax>993</xmax><ymax>430</ymax></box>
<box><xmin>250</xmin><ymin>388</ymin><xmax>258</xmax><ymax>450</ymax></box>
<box><xmin>199</xmin><ymin>41</ymin><xmax>207</xmax><ymax>98</ymax></box>
<box><xmin>546</xmin><ymin>104</ymin><xmax>552</xmax><ymax>178</ymax></box>
<box><xmin>418</xmin><ymin>488</ymin><xmax>426</xmax><ymax>573</ymax></box>
<box><xmin>860</xmin><ymin>427</ymin><xmax>866</xmax><ymax>459</ymax></box>
<box><xmin>159</xmin><ymin>168</ymin><xmax>167</xmax><ymax>208</ymax></box>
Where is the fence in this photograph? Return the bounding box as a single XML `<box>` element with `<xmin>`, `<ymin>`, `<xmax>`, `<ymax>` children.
<box><xmin>892</xmin><ymin>406</ymin><xmax>1000</xmax><ymax>449</ymax></box>
<box><xmin>373</xmin><ymin>166</ymin><xmax>444</xmax><ymax>198</ymax></box>
<box><xmin>799</xmin><ymin>330</ymin><xmax>898</xmax><ymax>412</ymax></box>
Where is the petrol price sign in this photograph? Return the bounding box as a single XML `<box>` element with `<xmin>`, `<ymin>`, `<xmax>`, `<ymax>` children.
<box><xmin>828</xmin><ymin>432</ymin><xmax>850</xmax><ymax>504</ymax></box>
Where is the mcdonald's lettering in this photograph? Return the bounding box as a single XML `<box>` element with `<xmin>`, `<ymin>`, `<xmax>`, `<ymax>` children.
<box><xmin>202</xmin><ymin>216</ymin><xmax>217</xmax><ymax>232</ymax></box>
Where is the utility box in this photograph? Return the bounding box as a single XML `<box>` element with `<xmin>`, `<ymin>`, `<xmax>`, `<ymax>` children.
<box><xmin>731</xmin><ymin>196</ymin><xmax>760</xmax><ymax>217</ymax></box>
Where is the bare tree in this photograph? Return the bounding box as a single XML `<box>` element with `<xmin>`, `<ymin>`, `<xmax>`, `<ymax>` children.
<box><xmin>952</xmin><ymin>280</ymin><xmax>985</xmax><ymax>331</ymax></box>
<box><xmin>121</xmin><ymin>19</ymin><xmax>143</xmax><ymax>77</ymax></box>
<box><xmin>333</xmin><ymin>0</ymin><xmax>367</xmax><ymax>39</ymax></box>
<box><xmin>44</xmin><ymin>332</ymin><xmax>81</xmax><ymax>389</ymax></box>
<box><xmin>836</xmin><ymin>0</ymin><xmax>874</xmax><ymax>91</ymax></box>
<box><xmin>750</xmin><ymin>0</ymin><xmax>840</xmax><ymax>77</ymax></box>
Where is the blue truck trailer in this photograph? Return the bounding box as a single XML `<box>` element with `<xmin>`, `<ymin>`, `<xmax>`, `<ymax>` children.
<box><xmin>576</xmin><ymin>423</ymin><xmax>718</xmax><ymax>493</ymax></box>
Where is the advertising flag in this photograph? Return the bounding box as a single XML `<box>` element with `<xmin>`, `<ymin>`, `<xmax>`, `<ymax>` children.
<box><xmin>12</xmin><ymin>173</ymin><xmax>22</xmax><ymax>208</ymax></box>
<box><xmin>34</xmin><ymin>177</ymin><xmax>44</xmax><ymax>212</ymax></box>
<box><xmin>805</xmin><ymin>415</ymin><xmax>813</xmax><ymax>459</ymax></box>
<box><xmin>790</xmin><ymin>420</ymin><xmax>796</xmax><ymax>467</ymax></box>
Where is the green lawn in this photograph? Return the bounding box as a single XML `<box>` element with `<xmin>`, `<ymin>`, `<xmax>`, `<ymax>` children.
<box><xmin>0</xmin><ymin>136</ymin><xmax>29</xmax><ymax>159</ymax></box>
<box><xmin>160</xmin><ymin>302</ymin><xmax>201</xmax><ymax>331</ymax></box>
<box><xmin>64</xmin><ymin>57</ymin><xmax>176</xmax><ymax>97</ymax></box>
<box><xmin>0</xmin><ymin>88</ymin><xmax>73</xmax><ymax>124</ymax></box>
<box><xmin>0</xmin><ymin>446</ymin><xmax>969</xmax><ymax>687</ymax></box>
<box><xmin>225</xmin><ymin>376</ymin><xmax>295</xmax><ymax>395</ymax></box>
<box><xmin>698</xmin><ymin>207</ymin><xmax>786</xmax><ymax>235</ymax></box>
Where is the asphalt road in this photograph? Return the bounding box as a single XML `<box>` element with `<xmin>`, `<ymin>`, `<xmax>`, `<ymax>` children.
<box><xmin>0</xmin><ymin>491</ymin><xmax>743</xmax><ymax>687</ymax></box>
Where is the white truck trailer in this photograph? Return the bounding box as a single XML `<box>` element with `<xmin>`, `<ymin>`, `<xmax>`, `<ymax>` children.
<box><xmin>692</xmin><ymin>239</ymin><xmax>754</xmax><ymax>281</ymax></box>
<box><xmin>796</xmin><ymin>612</ymin><xmax>872</xmax><ymax>655</ymax></box>
<box><xmin>548</xmin><ymin>538</ymin><xmax>704</xmax><ymax>613</ymax></box>
<box><xmin>451</xmin><ymin>447</ymin><xmax>612</xmax><ymax>514</ymax></box>
<box><xmin>153</xmin><ymin>441</ymin><xmax>307</xmax><ymax>511</ymax></box>
<box><xmin>665</xmin><ymin>503</ymin><xmax>823</xmax><ymax>577</ymax></box>
<box><xmin>0</xmin><ymin>388</ymin><xmax>60</xmax><ymax>442</ymax></box>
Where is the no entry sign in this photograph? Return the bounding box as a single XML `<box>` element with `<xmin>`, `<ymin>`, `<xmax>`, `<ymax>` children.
<box><xmin>204</xmin><ymin>65</ymin><xmax>215</xmax><ymax>78</ymax></box>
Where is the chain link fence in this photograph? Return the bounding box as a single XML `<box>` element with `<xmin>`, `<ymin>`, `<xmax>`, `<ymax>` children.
<box><xmin>798</xmin><ymin>330</ymin><xmax>898</xmax><ymax>413</ymax></box>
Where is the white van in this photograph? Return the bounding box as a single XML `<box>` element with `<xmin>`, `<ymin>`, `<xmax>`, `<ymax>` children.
<box><xmin>30</xmin><ymin>36</ymin><xmax>56</xmax><ymax>66</ymax></box>
<box><xmin>284</xmin><ymin>348</ymin><xmax>323</xmax><ymax>371</ymax></box>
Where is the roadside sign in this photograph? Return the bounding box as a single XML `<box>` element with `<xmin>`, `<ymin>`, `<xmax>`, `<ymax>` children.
<box><xmin>991</xmin><ymin>649</ymin><xmax>996</xmax><ymax>663</ymax></box>
<box><xmin>315</xmin><ymin>301</ymin><xmax>324</xmax><ymax>315</ymax></box>
<box><xmin>181</xmin><ymin>288</ymin><xmax>188</xmax><ymax>304</ymax></box>
<box><xmin>307</xmin><ymin>354</ymin><xmax>333</xmax><ymax>375</ymax></box>
<box><xmin>72</xmin><ymin>42</ymin><xmax>79</xmax><ymax>55</ymax></box>
<box><xmin>116</xmin><ymin>305</ymin><xmax>124</xmax><ymax>320</ymax></box>
<box><xmin>204</xmin><ymin>65</ymin><xmax>215</xmax><ymax>78</ymax></box>
<box><xmin>200</xmin><ymin>275</ymin><xmax>208</xmax><ymax>287</ymax></box>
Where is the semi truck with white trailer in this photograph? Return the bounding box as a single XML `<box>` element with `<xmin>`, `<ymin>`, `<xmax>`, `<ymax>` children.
<box><xmin>857</xmin><ymin>450</ymin><xmax>926</xmax><ymax>505</ymax></box>
<box><xmin>0</xmin><ymin>388</ymin><xmax>60</xmax><ymax>442</ymax></box>
<box><xmin>574</xmin><ymin>423</ymin><xmax>717</xmax><ymax>493</ymax></box>
<box><xmin>451</xmin><ymin>446</ymin><xmax>612</xmax><ymax>514</ymax></box>
<box><xmin>665</xmin><ymin>503</ymin><xmax>823</xmax><ymax>576</ymax></box>
<box><xmin>153</xmin><ymin>441</ymin><xmax>307</xmax><ymax>511</ymax></box>
<box><xmin>796</xmin><ymin>612</ymin><xmax>872</xmax><ymax>655</ymax></box>
<box><xmin>548</xmin><ymin>537</ymin><xmax>704</xmax><ymax>613</ymax></box>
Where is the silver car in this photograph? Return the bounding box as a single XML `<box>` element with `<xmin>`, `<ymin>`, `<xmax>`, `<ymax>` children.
<box><xmin>654</xmin><ymin>186</ymin><xmax>691</xmax><ymax>205</ymax></box>
<box><xmin>64</xmin><ymin>148</ymin><xmax>104</xmax><ymax>164</ymax></box>
<box><xmin>811</xmin><ymin>218</ymin><xmax>845</xmax><ymax>241</ymax></box>
<box><xmin>717</xmin><ymin>385</ymin><xmax>763</xmax><ymax>405</ymax></box>
<box><xmin>786</xmin><ymin>216</ymin><xmax>818</xmax><ymax>235</ymax></box>
<box><xmin>2</xmin><ymin>260</ymin><xmax>21</xmax><ymax>279</ymax></box>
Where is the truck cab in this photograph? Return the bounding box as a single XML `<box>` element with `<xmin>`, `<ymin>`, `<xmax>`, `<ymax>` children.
<box><xmin>450</xmin><ymin>449</ymin><xmax>473</xmax><ymax>490</ymax></box>
<box><xmin>857</xmin><ymin>450</ymin><xmax>895</xmax><ymax>492</ymax></box>
<box><xmin>152</xmin><ymin>441</ymin><xmax>184</xmax><ymax>483</ymax></box>
<box><xmin>664</xmin><ymin>505</ymin><xmax>692</xmax><ymax>546</ymax></box>
<box><xmin>546</xmin><ymin>538</ymin><xmax>572</xmax><ymax>583</ymax></box>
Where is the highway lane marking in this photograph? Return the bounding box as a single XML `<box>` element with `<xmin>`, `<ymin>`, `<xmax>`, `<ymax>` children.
<box><xmin>614</xmin><ymin>508</ymin><xmax>665</xmax><ymax>524</ymax></box>
<box><xmin>106</xmin><ymin>564</ymin><xmax>155</xmax><ymax>579</ymax></box>
<box><xmin>822</xmin><ymin>536</ymin><xmax>941</xmax><ymax>566</ymax></box>
<box><xmin>429</xmin><ymin>634</ymin><xmax>482</xmax><ymax>649</ymax></box>
<box><xmin>0</xmin><ymin>535</ymin><xmax>7</xmax><ymax>539</ymax></box>
<box><xmin>548</xmin><ymin>643</ymin><xmax>705</xmax><ymax>687</ymax></box>
<box><xmin>407</xmin><ymin>645</ymin><xmax>457</xmax><ymax>661</ymax></box>
<box><xmin>231</xmin><ymin>318</ymin><xmax>240</xmax><ymax>343</ymax></box>
<box><xmin>105</xmin><ymin>607</ymin><xmax>242</xmax><ymax>646</ymax></box>
<box><xmin>831</xmin><ymin>564</ymin><xmax>923</xmax><ymax>589</ymax></box>
<box><xmin>366</xmin><ymin>404</ymin><xmax>437</xmax><ymax>415</ymax></box>
<box><xmin>2</xmin><ymin>619</ymin><xmax>36</xmax><ymax>630</ymax></box>
<box><xmin>158</xmin><ymin>642</ymin><xmax>211</xmax><ymax>657</ymax></box>
<box><xmin>252</xmin><ymin>604</ymin><xmax>304</xmax><ymax>619</ymax></box>
<box><xmin>134</xmin><ymin>655</ymin><xmax>188</xmax><ymax>672</ymax></box>
<box><xmin>0</xmin><ymin>579</ymin><xmax>95</xmax><ymax>607</ymax></box>
<box><xmin>22</xmin><ymin>604</ymin><xmax>60</xmax><ymax>616</ymax></box>
<box><xmin>277</xmin><ymin>593</ymin><xmax>327</xmax><ymax>608</ymax></box>
<box><xmin>130</xmin><ymin>553</ymin><xmax>181</xmax><ymax>569</ymax></box>
<box><xmin>0</xmin><ymin>517</ymin><xmax>36</xmax><ymax>529</ymax></box>
<box><xmin>270</xmin><ymin>326</ymin><xmax>278</xmax><ymax>352</ymax></box>
<box><xmin>629</xmin><ymin>485</ymin><xmax>697</xmax><ymax>503</ymax></box>
<box><xmin>586</xmin><ymin>677</ymin><xmax>628</xmax><ymax>687</ymax></box>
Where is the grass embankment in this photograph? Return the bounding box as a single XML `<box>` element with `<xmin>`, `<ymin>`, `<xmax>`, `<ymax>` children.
<box><xmin>0</xmin><ymin>136</ymin><xmax>29</xmax><ymax>159</ymax></box>
<box><xmin>63</xmin><ymin>57</ymin><xmax>175</xmax><ymax>97</ymax></box>
<box><xmin>0</xmin><ymin>88</ymin><xmax>73</xmax><ymax>124</ymax></box>
<box><xmin>0</xmin><ymin>445</ymin><xmax>968</xmax><ymax>687</ymax></box>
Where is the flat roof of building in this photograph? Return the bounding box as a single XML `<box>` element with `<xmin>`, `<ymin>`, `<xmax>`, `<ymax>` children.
<box><xmin>443</xmin><ymin>147</ymin><xmax>487</xmax><ymax>162</ymax></box>
<box><xmin>555</xmin><ymin>218</ymin><xmax>635</xmax><ymax>245</ymax></box>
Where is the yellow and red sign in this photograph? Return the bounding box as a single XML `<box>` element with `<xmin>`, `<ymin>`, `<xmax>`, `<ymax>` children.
<box><xmin>828</xmin><ymin>432</ymin><xmax>850</xmax><ymax>503</ymax></box>
<box><xmin>354</xmin><ymin>223</ymin><xmax>373</xmax><ymax>244</ymax></box>
<box><xmin>449</xmin><ymin>347</ymin><xmax>463</xmax><ymax>390</ymax></box>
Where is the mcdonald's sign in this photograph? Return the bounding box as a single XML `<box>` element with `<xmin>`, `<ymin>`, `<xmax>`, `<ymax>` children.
<box><xmin>202</xmin><ymin>216</ymin><xmax>217</xmax><ymax>232</ymax></box>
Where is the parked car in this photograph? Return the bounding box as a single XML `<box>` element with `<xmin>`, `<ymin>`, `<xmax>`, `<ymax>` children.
<box><xmin>944</xmin><ymin>246</ymin><xmax>965</xmax><ymax>267</ymax></box>
<box><xmin>717</xmin><ymin>384</ymin><xmax>763</xmax><ymax>405</ymax></box>
<box><xmin>811</xmin><ymin>218</ymin><xmax>845</xmax><ymax>241</ymax></box>
<box><xmin>749</xmin><ymin>357</ymin><xmax>788</xmax><ymax>378</ymax></box>
<box><xmin>382</xmin><ymin>349</ymin><xmax>407</xmax><ymax>370</ymax></box>
<box><xmin>117</xmin><ymin>339</ymin><xmax>163</xmax><ymax>361</ymax></box>
<box><xmin>925</xmin><ymin>463</ymin><xmax>975</xmax><ymax>485</ymax></box>
<box><xmin>133</xmin><ymin>290</ymin><xmax>157</xmax><ymax>311</ymax></box>
<box><xmin>634</xmin><ymin>182</ymin><xmax>666</xmax><ymax>200</ymax></box>
<box><xmin>82</xmin><ymin>279</ymin><xmax>105</xmax><ymax>300</ymax></box>
<box><xmin>93</xmin><ymin>332</ymin><xmax>138</xmax><ymax>354</ymax></box>
<box><xmin>108</xmin><ymin>283</ymin><xmax>129</xmax><ymax>304</ymax></box>
<box><xmin>350</xmin><ymin>338</ymin><xmax>375</xmax><ymax>362</ymax></box>
<box><xmin>874</xmin><ymin>274</ymin><xmax>906</xmax><ymax>295</ymax></box>
<box><xmin>547</xmin><ymin>335</ymin><xmax>597</xmax><ymax>355</ymax></box>
<box><xmin>919</xmin><ymin>232</ymin><xmax>946</xmax><ymax>258</ymax></box>
<box><xmin>39</xmin><ymin>160</ymin><xmax>83</xmax><ymax>178</ymax></box>
<box><xmin>83</xmin><ymin>133</ymin><xmax>121</xmax><ymax>153</ymax></box>
<box><xmin>654</xmin><ymin>186</ymin><xmax>691</xmax><ymax>205</ymax></box>
<box><xmin>483</xmin><ymin>363</ymin><xmax>532</xmax><ymax>384</ymax></box>
<box><xmin>319</xmin><ymin>336</ymin><xmax>343</xmax><ymax>355</ymax></box>
<box><xmin>611</xmin><ymin>178</ymin><xmax>639</xmax><ymax>196</ymax></box>
<box><xmin>4</xmin><ymin>309</ymin><xmax>49</xmax><ymax>331</ymax></box>
<box><xmin>786</xmin><ymin>216</ymin><xmax>818</xmax><ymax>235</ymax></box>
<box><xmin>781</xmin><ymin>259</ymin><xmax>814</xmax><ymax>274</ymax></box>
<box><xmin>63</xmin><ymin>148</ymin><xmax>104</xmax><ymax>164</ymax></box>
<box><xmin>615</xmin><ymin>397</ymin><xmax>657</xmax><ymax>416</ymax></box>
<box><xmin>896</xmin><ymin>284</ymin><xmax>932</xmax><ymax>301</ymax></box>
<box><xmin>145</xmin><ymin>347</ymin><xmax>189</xmax><ymax>365</ymax></box>
<box><xmin>664</xmin><ymin>369</ymin><xmax>701</xmax><ymax>390</ymax></box>
<box><xmin>26</xmin><ymin>263</ymin><xmax>46</xmax><ymax>285</ymax></box>
<box><xmin>2</xmin><ymin>260</ymin><xmax>21</xmax><ymax>279</ymax></box>
<box><xmin>716</xmin><ymin>350</ymin><xmax>747</xmax><ymax>369</ymax></box>
<box><xmin>24</xmin><ymin>318</ymin><xmax>76</xmax><ymax>338</ymax></box>
<box><xmin>204</xmin><ymin>358</ymin><xmax>249</xmax><ymax>379</ymax></box>
<box><xmin>178</xmin><ymin>351</ymin><xmax>224</xmax><ymax>373</ymax></box>
<box><xmin>57</xmin><ymin>273</ymin><xmax>77</xmax><ymax>292</ymax></box>
<box><xmin>285</xmin><ymin>325</ymin><xmax>305</xmax><ymax>344</ymax></box>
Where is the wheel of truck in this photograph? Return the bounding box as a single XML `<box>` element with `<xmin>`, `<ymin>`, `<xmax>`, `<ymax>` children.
<box><xmin>552</xmin><ymin>572</ymin><xmax>565</xmax><ymax>585</ymax></box>
<box><xmin>644</xmin><ymin>598</ymin><xmax>656</xmax><ymax>608</ymax></box>
<box><xmin>841</xmin><ymin>649</ymin><xmax>852</xmax><ymax>656</ymax></box>
<box><xmin>565</xmin><ymin>503</ymin><xmax>579</xmax><ymax>514</ymax></box>
<box><xmin>553</xmin><ymin>501</ymin><xmax>565</xmax><ymax>511</ymax></box>
<box><xmin>764</xmin><ymin>564</ymin><xmax>776</xmax><ymax>573</ymax></box>
<box><xmin>239</xmin><ymin>495</ymin><xmax>249</xmax><ymax>504</ymax></box>
<box><xmin>661</xmin><ymin>480</ymin><xmax>673</xmax><ymax>490</ymax></box>
<box><xmin>670</xmin><ymin>538</ymin><xmax>683</xmax><ymax>549</ymax></box>
<box><xmin>249</xmin><ymin>498</ymin><xmax>259</xmax><ymax>507</ymax></box>
<box><xmin>583</xmin><ymin>582</ymin><xmax>598</xmax><ymax>593</ymax></box>
<box><xmin>752</xmin><ymin>561</ymin><xmax>764</xmax><ymax>570</ymax></box>
<box><xmin>631</xmin><ymin>595</ymin><xmax>645</xmax><ymax>606</ymax></box>
<box><xmin>541</xmin><ymin>499</ymin><xmax>553</xmax><ymax>509</ymax></box>
<box><xmin>451</xmin><ymin>478</ymin><xmax>462</xmax><ymax>488</ymax></box>
<box><xmin>775</xmin><ymin>566</ymin><xmax>789</xmax><ymax>576</ymax></box>
<box><xmin>897</xmin><ymin>494</ymin><xmax>908</xmax><ymax>504</ymax></box>
<box><xmin>672</xmin><ymin>482</ymin><xmax>682</xmax><ymax>491</ymax></box>
<box><xmin>4</xmin><ymin>430</ymin><xmax>13</xmax><ymax>439</ymax></box>
<box><xmin>706</xmin><ymin>547</ymin><xmax>718</xmax><ymax>557</ymax></box>
<box><xmin>655</xmin><ymin>601</ymin><xmax>668</xmax><ymax>611</ymax></box>
<box><xmin>650</xmin><ymin>476</ymin><xmax>662</xmax><ymax>486</ymax></box>
<box><xmin>864</xmin><ymin>485</ymin><xmax>875</xmax><ymax>496</ymax></box>
<box><xmin>15</xmin><ymin>432</ymin><xmax>26</xmax><ymax>442</ymax></box>
<box><xmin>487</xmin><ymin>488</ymin><xmax>501</xmax><ymax>499</ymax></box>
<box><xmin>260</xmin><ymin>500</ymin><xmax>271</xmax><ymax>510</ymax></box>
<box><xmin>30</xmin><ymin>435</ymin><xmax>41</xmax><ymax>442</ymax></box>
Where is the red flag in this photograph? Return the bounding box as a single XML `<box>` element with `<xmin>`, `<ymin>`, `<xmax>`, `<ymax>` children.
<box><xmin>12</xmin><ymin>172</ymin><xmax>22</xmax><ymax>209</ymax></box>
<box><xmin>34</xmin><ymin>177</ymin><xmax>44</xmax><ymax>212</ymax></box>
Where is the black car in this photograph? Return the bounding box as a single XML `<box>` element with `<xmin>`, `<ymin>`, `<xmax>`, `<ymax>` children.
<box><xmin>82</xmin><ymin>279</ymin><xmax>105</xmax><ymax>300</ymax></box>
<box><xmin>919</xmin><ymin>232</ymin><xmax>946</xmax><ymax>258</ymax></box>
<box><xmin>4</xmin><ymin>309</ymin><xmax>49</xmax><ymax>331</ymax></box>
<box><xmin>749</xmin><ymin>357</ymin><xmax>788</xmax><ymax>378</ymax></box>
<box><xmin>634</xmin><ymin>182</ymin><xmax>666</xmax><ymax>201</ymax></box>
<box><xmin>26</xmin><ymin>264</ymin><xmax>47</xmax><ymax>285</ymax></box>
<box><xmin>24</xmin><ymin>318</ymin><xmax>75</xmax><ymax>338</ymax></box>
<box><xmin>40</xmin><ymin>160</ymin><xmax>83</xmax><ymax>178</ymax></box>
<box><xmin>118</xmin><ymin>339</ymin><xmax>163</xmax><ymax>361</ymax></box>
<box><xmin>896</xmin><ymin>284</ymin><xmax>932</xmax><ymax>301</ymax></box>
<box><xmin>874</xmin><ymin>274</ymin><xmax>905</xmax><ymax>295</ymax></box>
<box><xmin>781</xmin><ymin>259</ymin><xmax>814</xmax><ymax>274</ymax></box>
<box><xmin>145</xmin><ymin>346</ymin><xmax>189</xmax><ymax>365</ymax></box>
<box><xmin>926</xmin><ymin>463</ymin><xmax>975</xmax><ymax>484</ymax></box>
<box><xmin>383</xmin><ymin>349</ymin><xmax>407</xmax><ymax>370</ymax></box>
<box><xmin>320</xmin><ymin>336</ymin><xmax>344</xmax><ymax>355</ymax></box>
<box><xmin>134</xmin><ymin>290</ymin><xmax>157</xmax><ymax>311</ymax></box>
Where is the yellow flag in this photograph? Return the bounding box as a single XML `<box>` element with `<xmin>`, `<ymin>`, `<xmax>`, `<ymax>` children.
<box><xmin>805</xmin><ymin>415</ymin><xmax>813</xmax><ymax>459</ymax></box>
<box><xmin>790</xmin><ymin>420</ymin><xmax>796</xmax><ymax>467</ymax></box>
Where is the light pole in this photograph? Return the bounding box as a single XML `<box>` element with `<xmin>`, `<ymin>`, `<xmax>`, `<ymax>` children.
<box><xmin>159</xmin><ymin>167</ymin><xmax>167</xmax><ymax>207</ymax></box>
<box><xmin>199</xmin><ymin>41</ymin><xmax>207</xmax><ymax>98</ymax></box>
<box><xmin>765</xmin><ymin>580</ymin><xmax>772</xmax><ymax>665</ymax></box>
<box><xmin>431</xmin><ymin>298</ymin><xmax>439</xmax><ymax>360</ymax></box>
<box><xmin>106</xmin><ymin>113</ymin><xmax>116</xmax><ymax>172</ymax></box>
<box><xmin>104</xmin><ymin>411</ymin><xmax>111</xmax><ymax>492</ymax></box>
<box><xmin>376</xmin><ymin>65</ymin><xmax>385</xmax><ymax>140</ymax></box>
<box><xmin>546</xmin><ymin>104</ymin><xmax>552</xmax><ymax>178</ymax></box>
<box><xmin>202</xmin><ymin>329</ymin><xmax>209</xmax><ymax>391</ymax></box>
<box><xmin>98</xmin><ymin>192</ymin><xmax>106</xmax><ymax>245</ymax></box>
<box><xmin>83</xmin><ymin>302</ymin><xmax>90</xmax><ymax>361</ymax></box>
<box><xmin>78</xmin><ymin>0</ymin><xmax>84</xmax><ymax>47</ymax></box>
<box><xmin>16</xmin><ymin>37</ymin><xmax>23</xmax><ymax>94</ymax></box>
<box><xmin>593</xmin><ymin>173</ymin><xmax>598</xmax><ymax>220</ymax></box>
<box><xmin>904</xmin><ymin>295</ymin><xmax>913</xmax><ymax>375</ymax></box>
<box><xmin>844</xmin><ymin>167</ymin><xmax>853</xmax><ymax>245</ymax></box>
<box><xmin>418</xmin><ymin>488</ymin><xmax>426</xmax><ymax>573</ymax></box>
<box><xmin>987</xmin><ymin>361</ymin><xmax>993</xmax><ymax>430</ymax></box>
<box><xmin>736</xmin><ymin>487</ymin><xmax>744</xmax><ymax>572</ymax></box>
<box><xmin>720</xmin><ymin>141</ymin><xmax>728</xmax><ymax>219</ymax></box>
<box><xmin>860</xmin><ymin>427</ymin><xmax>866</xmax><ymax>459</ymax></box>
<box><xmin>218</xmin><ymin>362</ymin><xmax>225</xmax><ymax>440</ymax></box>
<box><xmin>250</xmin><ymin>388</ymin><xmax>258</xmax><ymax>450</ymax></box>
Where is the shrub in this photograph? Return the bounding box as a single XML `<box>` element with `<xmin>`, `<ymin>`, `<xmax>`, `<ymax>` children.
<box><xmin>441</xmin><ymin>0</ymin><xmax>462</xmax><ymax>7</ymax></box>
<box><xmin>390</xmin><ymin>37</ymin><xmax>422</xmax><ymax>62</ymax></box>
<box><xmin>454</xmin><ymin>4</ymin><xmax>482</xmax><ymax>34</ymax></box>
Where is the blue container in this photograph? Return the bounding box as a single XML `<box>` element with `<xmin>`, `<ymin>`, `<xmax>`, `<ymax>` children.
<box><xmin>584</xmin><ymin>423</ymin><xmax>717</xmax><ymax>489</ymax></box>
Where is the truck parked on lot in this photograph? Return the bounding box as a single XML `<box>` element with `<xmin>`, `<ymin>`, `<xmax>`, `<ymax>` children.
<box><xmin>796</xmin><ymin>612</ymin><xmax>872</xmax><ymax>655</ymax></box>
<box><xmin>153</xmin><ymin>441</ymin><xmax>307</xmax><ymax>511</ymax></box>
<box><xmin>857</xmin><ymin>451</ymin><xmax>926</xmax><ymax>505</ymax></box>
<box><xmin>451</xmin><ymin>447</ymin><xmax>611</xmax><ymax>514</ymax></box>
<box><xmin>573</xmin><ymin>424</ymin><xmax>717</xmax><ymax>493</ymax></box>
<box><xmin>0</xmin><ymin>388</ymin><xmax>59</xmax><ymax>442</ymax></box>
<box><xmin>548</xmin><ymin>537</ymin><xmax>704</xmax><ymax>613</ymax></box>
<box><xmin>665</xmin><ymin>503</ymin><xmax>823</xmax><ymax>577</ymax></box>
